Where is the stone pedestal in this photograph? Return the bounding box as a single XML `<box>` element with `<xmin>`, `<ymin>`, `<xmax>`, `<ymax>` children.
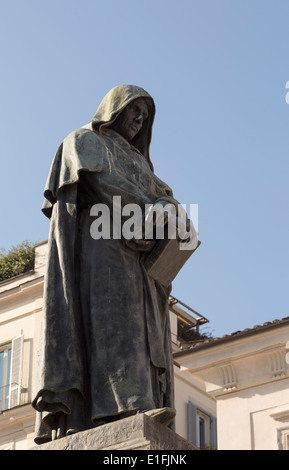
<box><xmin>33</xmin><ymin>413</ymin><xmax>198</xmax><ymax>451</ymax></box>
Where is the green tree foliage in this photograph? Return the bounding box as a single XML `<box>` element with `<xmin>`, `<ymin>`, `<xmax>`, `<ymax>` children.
<box><xmin>0</xmin><ymin>240</ymin><xmax>35</xmax><ymax>281</ymax></box>
<box><xmin>178</xmin><ymin>322</ymin><xmax>213</xmax><ymax>342</ymax></box>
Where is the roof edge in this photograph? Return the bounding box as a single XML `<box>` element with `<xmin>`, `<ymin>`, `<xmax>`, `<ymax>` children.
<box><xmin>174</xmin><ymin>316</ymin><xmax>289</xmax><ymax>358</ymax></box>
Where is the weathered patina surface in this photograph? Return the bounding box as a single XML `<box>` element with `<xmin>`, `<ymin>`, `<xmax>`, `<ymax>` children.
<box><xmin>33</xmin><ymin>85</ymin><xmax>185</xmax><ymax>444</ymax></box>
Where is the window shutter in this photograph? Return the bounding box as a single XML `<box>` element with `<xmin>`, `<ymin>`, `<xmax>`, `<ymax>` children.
<box><xmin>210</xmin><ymin>415</ymin><xmax>217</xmax><ymax>449</ymax></box>
<box><xmin>8</xmin><ymin>335</ymin><xmax>24</xmax><ymax>409</ymax></box>
<box><xmin>188</xmin><ymin>400</ymin><xmax>197</xmax><ymax>445</ymax></box>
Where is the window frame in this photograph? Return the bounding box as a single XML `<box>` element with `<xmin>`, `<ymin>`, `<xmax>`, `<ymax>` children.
<box><xmin>188</xmin><ymin>400</ymin><xmax>217</xmax><ymax>449</ymax></box>
<box><xmin>0</xmin><ymin>335</ymin><xmax>24</xmax><ymax>411</ymax></box>
<box><xmin>0</xmin><ymin>344</ymin><xmax>12</xmax><ymax>412</ymax></box>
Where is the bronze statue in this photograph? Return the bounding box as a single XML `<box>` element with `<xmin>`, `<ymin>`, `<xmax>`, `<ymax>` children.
<box><xmin>32</xmin><ymin>85</ymin><xmax>194</xmax><ymax>444</ymax></box>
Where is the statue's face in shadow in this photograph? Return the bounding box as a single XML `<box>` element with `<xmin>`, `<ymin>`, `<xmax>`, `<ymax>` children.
<box><xmin>110</xmin><ymin>98</ymin><xmax>149</xmax><ymax>142</ymax></box>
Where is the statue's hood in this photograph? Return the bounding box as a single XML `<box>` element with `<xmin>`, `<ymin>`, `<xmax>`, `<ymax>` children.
<box><xmin>89</xmin><ymin>85</ymin><xmax>155</xmax><ymax>170</ymax></box>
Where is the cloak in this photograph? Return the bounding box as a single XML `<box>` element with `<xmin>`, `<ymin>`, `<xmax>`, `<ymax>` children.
<box><xmin>32</xmin><ymin>85</ymin><xmax>178</xmax><ymax>443</ymax></box>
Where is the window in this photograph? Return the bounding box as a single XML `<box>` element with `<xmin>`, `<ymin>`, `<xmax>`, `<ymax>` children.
<box><xmin>0</xmin><ymin>335</ymin><xmax>24</xmax><ymax>412</ymax></box>
<box><xmin>270</xmin><ymin>406</ymin><xmax>289</xmax><ymax>450</ymax></box>
<box><xmin>199</xmin><ymin>415</ymin><xmax>205</xmax><ymax>448</ymax></box>
<box><xmin>0</xmin><ymin>347</ymin><xmax>12</xmax><ymax>412</ymax></box>
<box><xmin>277</xmin><ymin>429</ymin><xmax>289</xmax><ymax>450</ymax></box>
<box><xmin>188</xmin><ymin>401</ymin><xmax>217</xmax><ymax>449</ymax></box>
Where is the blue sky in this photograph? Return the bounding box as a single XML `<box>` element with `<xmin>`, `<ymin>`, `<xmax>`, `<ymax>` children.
<box><xmin>1</xmin><ymin>0</ymin><xmax>288</xmax><ymax>338</ymax></box>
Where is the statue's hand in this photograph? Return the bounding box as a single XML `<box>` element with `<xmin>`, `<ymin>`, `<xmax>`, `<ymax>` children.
<box><xmin>125</xmin><ymin>238</ymin><xmax>156</xmax><ymax>252</ymax></box>
<box><xmin>177</xmin><ymin>217</ymin><xmax>199</xmax><ymax>250</ymax></box>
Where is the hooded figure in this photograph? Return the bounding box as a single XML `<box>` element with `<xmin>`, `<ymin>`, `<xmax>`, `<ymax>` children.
<box><xmin>32</xmin><ymin>85</ymin><xmax>180</xmax><ymax>444</ymax></box>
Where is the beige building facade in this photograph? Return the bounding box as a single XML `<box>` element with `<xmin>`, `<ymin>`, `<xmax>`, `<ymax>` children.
<box><xmin>1</xmin><ymin>241</ymin><xmax>288</xmax><ymax>450</ymax></box>
<box><xmin>0</xmin><ymin>243</ymin><xmax>45</xmax><ymax>449</ymax></box>
<box><xmin>175</xmin><ymin>317</ymin><xmax>289</xmax><ymax>450</ymax></box>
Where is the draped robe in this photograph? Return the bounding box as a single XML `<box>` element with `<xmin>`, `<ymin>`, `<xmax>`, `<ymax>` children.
<box><xmin>32</xmin><ymin>114</ymin><xmax>180</xmax><ymax>443</ymax></box>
